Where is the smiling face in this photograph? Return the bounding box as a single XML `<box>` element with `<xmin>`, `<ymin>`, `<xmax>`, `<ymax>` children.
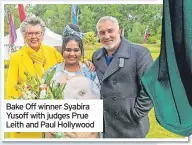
<box><xmin>97</xmin><ymin>20</ymin><xmax>121</xmax><ymax>51</ymax></box>
<box><xmin>63</xmin><ymin>40</ymin><xmax>82</xmax><ymax>65</ymax></box>
<box><xmin>25</xmin><ymin>24</ymin><xmax>44</xmax><ymax>51</ymax></box>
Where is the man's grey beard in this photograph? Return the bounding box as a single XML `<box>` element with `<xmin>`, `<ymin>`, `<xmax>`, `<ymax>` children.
<box><xmin>103</xmin><ymin>45</ymin><xmax>115</xmax><ymax>50</ymax></box>
<box><xmin>103</xmin><ymin>39</ymin><xmax>119</xmax><ymax>50</ymax></box>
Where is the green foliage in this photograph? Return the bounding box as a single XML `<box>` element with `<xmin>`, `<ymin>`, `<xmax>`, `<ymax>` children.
<box><xmin>148</xmin><ymin>35</ymin><xmax>159</xmax><ymax>44</ymax></box>
<box><xmin>95</xmin><ymin>43</ymin><xmax>102</xmax><ymax>49</ymax></box>
<box><xmin>155</xmin><ymin>25</ymin><xmax>162</xmax><ymax>45</ymax></box>
<box><xmin>31</xmin><ymin>4</ymin><xmax>71</xmax><ymax>35</ymax></box>
<box><xmin>79</xmin><ymin>4</ymin><xmax>162</xmax><ymax>44</ymax></box>
<box><xmin>4</xmin><ymin>60</ymin><xmax>10</xmax><ymax>68</ymax></box>
<box><xmin>4</xmin><ymin>4</ymin><xmax>21</xmax><ymax>36</ymax></box>
<box><xmin>146</xmin><ymin>21</ymin><xmax>162</xmax><ymax>44</ymax></box>
<box><xmin>4</xmin><ymin>4</ymin><xmax>162</xmax><ymax>43</ymax></box>
<box><xmin>83</xmin><ymin>43</ymin><xmax>102</xmax><ymax>60</ymax></box>
<box><xmin>78</xmin><ymin>6</ymin><xmax>96</xmax><ymax>32</ymax></box>
<box><xmin>45</xmin><ymin>67</ymin><xmax>56</xmax><ymax>87</ymax></box>
<box><xmin>128</xmin><ymin>22</ymin><xmax>146</xmax><ymax>43</ymax></box>
<box><xmin>16</xmin><ymin>72</ymin><xmax>42</xmax><ymax>99</ymax></box>
<box><xmin>156</xmin><ymin>40</ymin><xmax>161</xmax><ymax>45</ymax></box>
<box><xmin>140</xmin><ymin>44</ymin><xmax>160</xmax><ymax>53</ymax></box>
<box><xmin>44</xmin><ymin>67</ymin><xmax>65</xmax><ymax>99</ymax></box>
<box><xmin>117</xmin><ymin>4</ymin><xmax>162</xmax><ymax>39</ymax></box>
<box><xmin>16</xmin><ymin>68</ymin><xmax>65</xmax><ymax>100</ymax></box>
<box><xmin>84</xmin><ymin>43</ymin><xmax>101</xmax><ymax>50</ymax></box>
<box><xmin>83</xmin><ymin>32</ymin><xmax>97</xmax><ymax>45</ymax></box>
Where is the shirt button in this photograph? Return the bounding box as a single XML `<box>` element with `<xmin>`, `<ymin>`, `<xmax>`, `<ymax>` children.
<box><xmin>113</xmin><ymin>80</ymin><xmax>117</xmax><ymax>85</ymax></box>
<box><xmin>113</xmin><ymin>97</ymin><xmax>117</xmax><ymax>100</ymax></box>
<box><xmin>102</xmin><ymin>95</ymin><xmax>106</xmax><ymax>99</ymax></box>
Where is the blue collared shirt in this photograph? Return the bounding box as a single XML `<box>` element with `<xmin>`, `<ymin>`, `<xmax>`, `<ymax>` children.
<box><xmin>103</xmin><ymin>48</ymin><xmax>117</xmax><ymax>66</ymax></box>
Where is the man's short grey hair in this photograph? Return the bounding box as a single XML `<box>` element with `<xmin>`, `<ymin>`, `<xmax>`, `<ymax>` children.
<box><xmin>20</xmin><ymin>16</ymin><xmax>46</xmax><ymax>37</ymax></box>
<box><xmin>96</xmin><ymin>16</ymin><xmax>119</xmax><ymax>31</ymax></box>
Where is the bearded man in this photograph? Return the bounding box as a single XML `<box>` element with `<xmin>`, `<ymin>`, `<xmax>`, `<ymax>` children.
<box><xmin>92</xmin><ymin>16</ymin><xmax>153</xmax><ymax>138</ymax></box>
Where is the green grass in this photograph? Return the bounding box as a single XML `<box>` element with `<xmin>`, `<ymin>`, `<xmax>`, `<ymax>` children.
<box><xmin>84</xmin><ymin>43</ymin><xmax>161</xmax><ymax>60</ymax></box>
<box><xmin>147</xmin><ymin>108</ymin><xmax>182</xmax><ymax>138</ymax></box>
<box><xmin>4</xmin><ymin>44</ymin><xmax>183</xmax><ymax>138</ymax></box>
<box><xmin>141</xmin><ymin>43</ymin><xmax>161</xmax><ymax>53</ymax></box>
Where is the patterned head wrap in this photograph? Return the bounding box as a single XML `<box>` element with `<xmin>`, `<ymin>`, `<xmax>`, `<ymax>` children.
<box><xmin>63</xmin><ymin>25</ymin><xmax>85</xmax><ymax>39</ymax></box>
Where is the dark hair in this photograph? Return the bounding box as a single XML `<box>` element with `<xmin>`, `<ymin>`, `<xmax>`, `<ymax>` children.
<box><xmin>68</xmin><ymin>24</ymin><xmax>80</xmax><ymax>32</ymax></box>
<box><xmin>62</xmin><ymin>34</ymin><xmax>84</xmax><ymax>57</ymax></box>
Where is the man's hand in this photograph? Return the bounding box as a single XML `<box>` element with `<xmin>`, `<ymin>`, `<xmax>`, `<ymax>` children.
<box><xmin>85</xmin><ymin>60</ymin><xmax>95</xmax><ymax>72</ymax></box>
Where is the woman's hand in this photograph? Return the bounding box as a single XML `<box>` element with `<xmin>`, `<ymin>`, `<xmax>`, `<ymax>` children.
<box><xmin>85</xmin><ymin>60</ymin><xmax>95</xmax><ymax>72</ymax></box>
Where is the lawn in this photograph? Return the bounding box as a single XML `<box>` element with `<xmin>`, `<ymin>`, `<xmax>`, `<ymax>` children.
<box><xmin>4</xmin><ymin>44</ymin><xmax>183</xmax><ymax>138</ymax></box>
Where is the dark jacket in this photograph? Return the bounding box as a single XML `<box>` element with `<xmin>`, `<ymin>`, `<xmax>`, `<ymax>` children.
<box><xmin>92</xmin><ymin>37</ymin><xmax>153</xmax><ymax>138</ymax></box>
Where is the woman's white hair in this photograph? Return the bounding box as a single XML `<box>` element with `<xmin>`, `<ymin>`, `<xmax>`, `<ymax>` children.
<box><xmin>20</xmin><ymin>15</ymin><xmax>46</xmax><ymax>37</ymax></box>
<box><xmin>96</xmin><ymin>16</ymin><xmax>119</xmax><ymax>31</ymax></box>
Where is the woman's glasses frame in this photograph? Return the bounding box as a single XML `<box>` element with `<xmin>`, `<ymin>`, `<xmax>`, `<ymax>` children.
<box><xmin>25</xmin><ymin>31</ymin><xmax>43</xmax><ymax>37</ymax></box>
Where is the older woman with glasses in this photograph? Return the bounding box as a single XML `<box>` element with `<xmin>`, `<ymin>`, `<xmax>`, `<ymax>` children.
<box><xmin>7</xmin><ymin>16</ymin><xmax>64</xmax><ymax>99</ymax></box>
<box><xmin>6</xmin><ymin>16</ymin><xmax>64</xmax><ymax>138</ymax></box>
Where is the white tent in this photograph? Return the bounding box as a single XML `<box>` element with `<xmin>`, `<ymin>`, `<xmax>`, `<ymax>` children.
<box><xmin>4</xmin><ymin>27</ymin><xmax>62</xmax><ymax>59</ymax></box>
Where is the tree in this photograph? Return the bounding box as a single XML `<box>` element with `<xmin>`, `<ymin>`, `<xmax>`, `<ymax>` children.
<box><xmin>4</xmin><ymin>4</ymin><xmax>163</xmax><ymax>44</ymax></box>
<box><xmin>78</xmin><ymin>5</ymin><xmax>96</xmax><ymax>32</ymax></box>
<box><xmin>4</xmin><ymin>4</ymin><xmax>20</xmax><ymax>36</ymax></box>
<box><xmin>30</xmin><ymin>4</ymin><xmax>71</xmax><ymax>35</ymax></box>
<box><xmin>128</xmin><ymin>22</ymin><xmax>146</xmax><ymax>43</ymax></box>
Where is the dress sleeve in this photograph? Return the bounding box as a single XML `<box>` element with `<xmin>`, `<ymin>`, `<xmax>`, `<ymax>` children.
<box><xmin>91</xmin><ymin>72</ymin><xmax>101</xmax><ymax>89</ymax></box>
